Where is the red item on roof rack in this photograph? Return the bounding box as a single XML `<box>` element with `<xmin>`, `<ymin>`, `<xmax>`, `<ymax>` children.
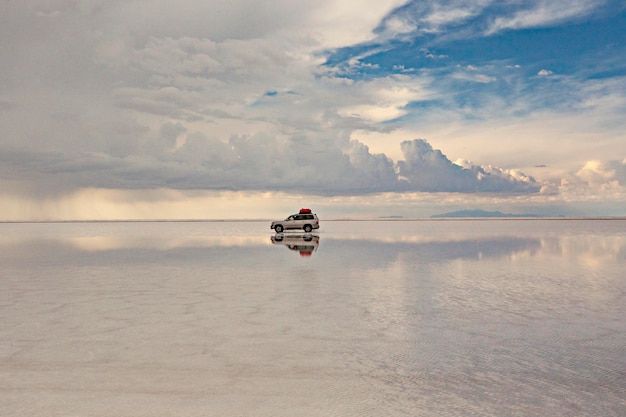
<box><xmin>299</xmin><ymin>208</ymin><xmax>312</xmax><ymax>214</ymax></box>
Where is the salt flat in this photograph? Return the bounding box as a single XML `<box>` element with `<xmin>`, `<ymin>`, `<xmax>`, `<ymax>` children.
<box><xmin>1</xmin><ymin>220</ymin><xmax>625</xmax><ymax>416</ymax></box>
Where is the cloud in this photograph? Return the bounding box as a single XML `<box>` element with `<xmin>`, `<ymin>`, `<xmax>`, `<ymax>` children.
<box><xmin>397</xmin><ymin>139</ymin><xmax>541</xmax><ymax>193</ymax></box>
<box><xmin>452</xmin><ymin>66</ymin><xmax>498</xmax><ymax>83</ymax></box>
<box><xmin>0</xmin><ymin>128</ymin><xmax>541</xmax><ymax>196</ymax></box>
<box><xmin>376</xmin><ymin>0</ymin><xmax>612</xmax><ymax>44</ymax></box>
<box><xmin>424</xmin><ymin>1</ymin><xmax>495</xmax><ymax>30</ymax></box>
<box><xmin>485</xmin><ymin>0</ymin><xmax>603</xmax><ymax>35</ymax></box>
<box><xmin>309</xmin><ymin>0</ymin><xmax>411</xmax><ymax>47</ymax></box>
<box><xmin>335</xmin><ymin>75</ymin><xmax>433</xmax><ymax>123</ymax></box>
<box><xmin>576</xmin><ymin>159</ymin><xmax>626</xmax><ymax>186</ymax></box>
<box><xmin>391</xmin><ymin>0</ymin><xmax>492</xmax><ymax>34</ymax></box>
<box><xmin>1</xmin><ymin>0</ymin><xmax>625</xmax><ymax>219</ymax></box>
<box><xmin>537</xmin><ymin>69</ymin><xmax>554</xmax><ymax>76</ymax></box>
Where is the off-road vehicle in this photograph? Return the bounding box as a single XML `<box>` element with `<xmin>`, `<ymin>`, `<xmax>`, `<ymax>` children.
<box><xmin>270</xmin><ymin>208</ymin><xmax>319</xmax><ymax>233</ymax></box>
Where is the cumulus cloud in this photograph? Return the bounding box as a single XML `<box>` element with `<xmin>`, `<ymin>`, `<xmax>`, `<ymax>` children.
<box><xmin>397</xmin><ymin>139</ymin><xmax>541</xmax><ymax>193</ymax></box>
<box><xmin>1</xmin><ymin>0</ymin><xmax>624</xmax><ymax>219</ymax></box>
<box><xmin>576</xmin><ymin>159</ymin><xmax>626</xmax><ymax>186</ymax></box>
<box><xmin>0</xmin><ymin>127</ymin><xmax>541</xmax><ymax>196</ymax></box>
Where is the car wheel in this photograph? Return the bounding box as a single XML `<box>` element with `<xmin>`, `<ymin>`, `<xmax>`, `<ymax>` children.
<box><xmin>303</xmin><ymin>224</ymin><xmax>312</xmax><ymax>233</ymax></box>
<box><xmin>274</xmin><ymin>224</ymin><xmax>284</xmax><ymax>233</ymax></box>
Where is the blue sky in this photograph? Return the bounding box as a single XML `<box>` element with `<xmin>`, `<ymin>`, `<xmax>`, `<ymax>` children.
<box><xmin>0</xmin><ymin>0</ymin><xmax>625</xmax><ymax>219</ymax></box>
<box><xmin>325</xmin><ymin>1</ymin><xmax>625</xmax><ymax>118</ymax></box>
<box><xmin>326</xmin><ymin>1</ymin><xmax>625</xmax><ymax>111</ymax></box>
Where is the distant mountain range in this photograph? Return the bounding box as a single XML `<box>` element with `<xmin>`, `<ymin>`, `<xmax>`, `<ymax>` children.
<box><xmin>431</xmin><ymin>209</ymin><xmax>543</xmax><ymax>218</ymax></box>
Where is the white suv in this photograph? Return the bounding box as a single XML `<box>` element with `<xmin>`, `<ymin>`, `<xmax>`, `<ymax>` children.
<box><xmin>271</xmin><ymin>209</ymin><xmax>320</xmax><ymax>233</ymax></box>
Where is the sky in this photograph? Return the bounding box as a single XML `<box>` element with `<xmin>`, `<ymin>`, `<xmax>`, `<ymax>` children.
<box><xmin>1</xmin><ymin>0</ymin><xmax>625</xmax><ymax>220</ymax></box>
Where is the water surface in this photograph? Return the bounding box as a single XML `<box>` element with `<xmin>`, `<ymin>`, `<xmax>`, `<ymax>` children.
<box><xmin>1</xmin><ymin>220</ymin><xmax>625</xmax><ymax>416</ymax></box>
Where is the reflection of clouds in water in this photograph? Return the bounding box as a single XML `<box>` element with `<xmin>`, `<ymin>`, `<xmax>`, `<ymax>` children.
<box><xmin>0</xmin><ymin>222</ymin><xmax>271</xmax><ymax>251</ymax></box>
<box><xmin>318</xmin><ymin>236</ymin><xmax>546</xmax><ymax>352</ymax></box>
<box><xmin>2</xmin><ymin>220</ymin><xmax>624</xmax><ymax>415</ymax></box>
<box><xmin>66</xmin><ymin>235</ymin><xmax>270</xmax><ymax>251</ymax></box>
<box><xmin>360</xmin><ymin>259</ymin><xmax>411</xmax><ymax>340</ymax></box>
<box><xmin>420</xmin><ymin>237</ymin><xmax>625</xmax><ymax>321</ymax></box>
<box><xmin>0</xmin><ymin>236</ymin><xmax>261</xmax><ymax>252</ymax></box>
<box><xmin>342</xmin><ymin>227</ymin><xmax>626</xmax><ymax>411</ymax></box>
<box><xmin>2</xmin><ymin>221</ymin><xmax>624</xmax><ymax>270</ymax></box>
<box><xmin>553</xmin><ymin>235</ymin><xmax>626</xmax><ymax>269</ymax></box>
<box><xmin>321</xmin><ymin>237</ymin><xmax>543</xmax><ymax>270</ymax></box>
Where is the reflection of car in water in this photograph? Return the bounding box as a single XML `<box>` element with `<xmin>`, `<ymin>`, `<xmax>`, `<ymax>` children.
<box><xmin>270</xmin><ymin>208</ymin><xmax>320</xmax><ymax>233</ymax></box>
<box><xmin>271</xmin><ymin>234</ymin><xmax>320</xmax><ymax>257</ymax></box>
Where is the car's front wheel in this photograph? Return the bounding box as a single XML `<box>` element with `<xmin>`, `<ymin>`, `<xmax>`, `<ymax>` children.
<box><xmin>303</xmin><ymin>224</ymin><xmax>312</xmax><ymax>233</ymax></box>
<box><xmin>274</xmin><ymin>224</ymin><xmax>284</xmax><ymax>233</ymax></box>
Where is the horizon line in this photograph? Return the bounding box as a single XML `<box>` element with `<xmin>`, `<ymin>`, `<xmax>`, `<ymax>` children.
<box><xmin>2</xmin><ymin>216</ymin><xmax>626</xmax><ymax>224</ymax></box>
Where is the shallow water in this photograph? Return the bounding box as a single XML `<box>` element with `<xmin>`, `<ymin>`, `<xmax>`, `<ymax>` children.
<box><xmin>1</xmin><ymin>220</ymin><xmax>625</xmax><ymax>416</ymax></box>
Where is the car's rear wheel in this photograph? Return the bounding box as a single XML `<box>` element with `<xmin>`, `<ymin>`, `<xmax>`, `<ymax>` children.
<box><xmin>274</xmin><ymin>225</ymin><xmax>284</xmax><ymax>233</ymax></box>
<box><xmin>303</xmin><ymin>224</ymin><xmax>312</xmax><ymax>233</ymax></box>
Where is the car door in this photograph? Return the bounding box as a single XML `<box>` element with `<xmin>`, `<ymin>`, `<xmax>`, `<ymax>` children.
<box><xmin>291</xmin><ymin>214</ymin><xmax>305</xmax><ymax>229</ymax></box>
<box><xmin>285</xmin><ymin>215</ymin><xmax>299</xmax><ymax>230</ymax></box>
